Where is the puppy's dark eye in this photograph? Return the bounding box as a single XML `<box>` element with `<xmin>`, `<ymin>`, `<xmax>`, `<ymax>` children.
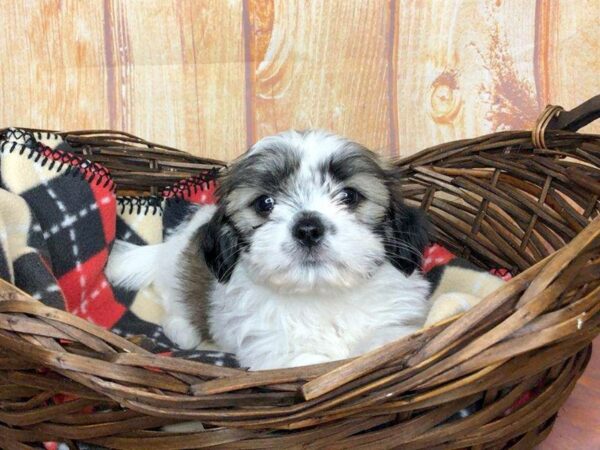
<box><xmin>253</xmin><ymin>195</ymin><xmax>275</xmax><ymax>215</ymax></box>
<box><xmin>337</xmin><ymin>187</ymin><xmax>362</xmax><ymax>207</ymax></box>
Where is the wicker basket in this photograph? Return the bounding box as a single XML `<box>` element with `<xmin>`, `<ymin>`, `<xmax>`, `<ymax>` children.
<box><xmin>0</xmin><ymin>96</ymin><xmax>599</xmax><ymax>449</ymax></box>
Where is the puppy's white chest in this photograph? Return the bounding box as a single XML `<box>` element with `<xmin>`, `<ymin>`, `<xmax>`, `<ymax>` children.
<box><xmin>208</xmin><ymin>263</ymin><xmax>430</xmax><ymax>370</ymax></box>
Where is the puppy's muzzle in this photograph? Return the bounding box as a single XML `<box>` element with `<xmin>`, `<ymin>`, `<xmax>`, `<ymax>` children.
<box><xmin>292</xmin><ymin>212</ymin><xmax>325</xmax><ymax>248</ymax></box>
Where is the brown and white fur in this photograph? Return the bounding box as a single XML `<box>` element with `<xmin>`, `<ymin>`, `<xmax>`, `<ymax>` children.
<box><xmin>107</xmin><ymin>130</ymin><xmax>502</xmax><ymax>370</ymax></box>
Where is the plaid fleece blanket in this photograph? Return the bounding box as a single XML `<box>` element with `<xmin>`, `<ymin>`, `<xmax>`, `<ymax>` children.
<box><xmin>0</xmin><ymin>127</ymin><xmax>236</xmax><ymax>366</ymax></box>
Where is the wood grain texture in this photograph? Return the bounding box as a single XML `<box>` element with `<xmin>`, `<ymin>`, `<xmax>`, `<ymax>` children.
<box><xmin>539</xmin><ymin>337</ymin><xmax>600</xmax><ymax>450</ymax></box>
<box><xmin>0</xmin><ymin>0</ymin><xmax>598</xmax><ymax>159</ymax></box>
<box><xmin>0</xmin><ymin>0</ymin><xmax>109</xmax><ymax>130</ymax></box>
<box><xmin>395</xmin><ymin>0</ymin><xmax>540</xmax><ymax>155</ymax></box>
<box><xmin>543</xmin><ymin>0</ymin><xmax>600</xmax><ymax>134</ymax></box>
<box><xmin>104</xmin><ymin>0</ymin><xmax>246</xmax><ymax>161</ymax></box>
<box><xmin>245</xmin><ymin>0</ymin><xmax>394</xmax><ymax>153</ymax></box>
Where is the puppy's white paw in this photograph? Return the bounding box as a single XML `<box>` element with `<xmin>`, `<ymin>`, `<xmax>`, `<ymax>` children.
<box><xmin>163</xmin><ymin>316</ymin><xmax>202</xmax><ymax>350</ymax></box>
<box><xmin>352</xmin><ymin>325</ymin><xmax>420</xmax><ymax>356</ymax></box>
<box><xmin>425</xmin><ymin>292</ymin><xmax>482</xmax><ymax>327</ymax></box>
<box><xmin>287</xmin><ymin>353</ymin><xmax>332</xmax><ymax>368</ymax></box>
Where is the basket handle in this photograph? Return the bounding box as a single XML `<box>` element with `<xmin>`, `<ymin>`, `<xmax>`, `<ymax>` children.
<box><xmin>546</xmin><ymin>94</ymin><xmax>600</xmax><ymax>132</ymax></box>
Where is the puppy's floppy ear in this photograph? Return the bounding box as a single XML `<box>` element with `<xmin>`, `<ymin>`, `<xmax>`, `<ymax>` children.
<box><xmin>201</xmin><ymin>207</ymin><xmax>244</xmax><ymax>283</ymax></box>
<box><xmin>382</xmin><ymin>170</ymin><xmax>429</xmax><ymax>275</ymax></box>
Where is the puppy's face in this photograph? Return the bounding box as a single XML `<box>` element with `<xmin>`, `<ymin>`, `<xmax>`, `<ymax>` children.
<box><xmin>202</xmin><ymin>130</ymin><xmax>428</xmax><ymax>293</ymax></box>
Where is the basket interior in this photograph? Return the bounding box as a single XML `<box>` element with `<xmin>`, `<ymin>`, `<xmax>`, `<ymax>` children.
<box><xmin>0</xmin><ymin>128</ymin><xmax>227</xmax><ymax>194</ymax></box>
<box><xmin>398</xmin><ymin>129</ymin><xmax>599</xmax><ymax>274</ymax></box>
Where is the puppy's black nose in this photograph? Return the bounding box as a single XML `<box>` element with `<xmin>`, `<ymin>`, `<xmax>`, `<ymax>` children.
<box><xmin>292</xmin><ymin>214</ymin><xmax>325</xmax><ymax>248</ymax></box>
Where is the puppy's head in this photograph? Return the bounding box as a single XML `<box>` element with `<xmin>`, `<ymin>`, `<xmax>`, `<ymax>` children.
<box><xmin>202</xmin><ymin>130</ymin><xmax>428</xmax><ymax>292</ymax></box>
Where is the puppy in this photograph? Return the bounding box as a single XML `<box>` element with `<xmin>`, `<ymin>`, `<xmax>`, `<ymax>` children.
<box><xmin>107</xmin><ymin>130</ymin><xmax>490</xmax><ymax>370</ymax></box>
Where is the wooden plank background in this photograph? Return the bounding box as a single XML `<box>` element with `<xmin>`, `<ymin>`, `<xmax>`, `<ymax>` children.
<box><xmin>0</xmin><ymin>1</ymin><xmax>599</xmax><ymax>448</ymax></box>
<box><xmin>1</xmin><ymin>0</ymin><xmax>598</xmax><ymax>161</ymax></box>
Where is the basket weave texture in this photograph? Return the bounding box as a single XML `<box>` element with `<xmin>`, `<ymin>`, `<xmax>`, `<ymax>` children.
<box><xmin>0</xmin><ymin>100</ymin><xmax>599</xmax><ymax>449</ymax></box>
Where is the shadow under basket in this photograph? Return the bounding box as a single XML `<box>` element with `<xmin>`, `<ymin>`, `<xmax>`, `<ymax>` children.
<box><xmin>1</xmin><ymin>96</ymin><xmax>600</xmax><ymax>449</ymax></box>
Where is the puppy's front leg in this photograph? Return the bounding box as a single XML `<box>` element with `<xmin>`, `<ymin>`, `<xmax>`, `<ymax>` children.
<box><xmin>351</xmin><ymin>324</ymin><xmax>421</xmax><ymax>356</ymax></box>
<box><xmin>424</xmin><ymin>292</ymin><xmax>481</xmax><ymax>327</ymax></box>
<box><xmin>162</xmin><ymin>315</ymin><xmax>202</xmax><ymax>350</ymax></box>
<box><xmin>286</xmin><ymin>353</ymin><xmax>333</xmax><ymax>368</ymax></box>
<box><xmin>245</xmin><ymin>351</ymin><xmax>333</xmax><ymax>370</ymax></box>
